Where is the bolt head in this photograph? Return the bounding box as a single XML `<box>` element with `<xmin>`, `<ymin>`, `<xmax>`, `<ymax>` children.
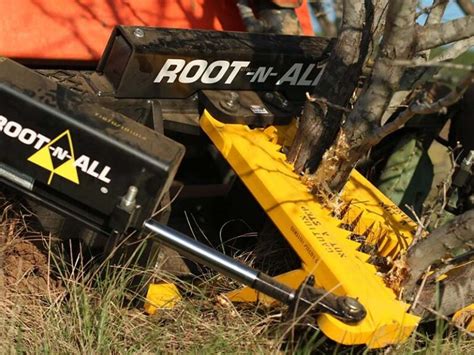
<box><xmin>134</xmin><ymin>28</ymin><xmax>145</xmax><ymax>38</ymax></box>
<box><xmin>342</xmin><ymin>297</ymin><xmax>362</xmax><ymax>313</ymax></box>
<box><xmin>220</xmin><ymin>92</ymin><xmax>240</xmax><ymax>112</ymax></box>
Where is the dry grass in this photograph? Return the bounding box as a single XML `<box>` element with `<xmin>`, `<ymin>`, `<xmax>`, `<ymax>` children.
<box><xmin>0</xmin><ymin>196</ymin><xmax>472</xmax><ymax>354</ymax></box>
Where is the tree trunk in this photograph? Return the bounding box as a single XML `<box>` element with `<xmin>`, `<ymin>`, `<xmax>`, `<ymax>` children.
<box><xmin>310</xmin><ymin>0</ymin><xmax>418</xmax><ymax>191</ymax></box>
<box><xmin>287</xmin><ymin>0</ymin><xmax>373</xmax><ymax>173</ymax></box>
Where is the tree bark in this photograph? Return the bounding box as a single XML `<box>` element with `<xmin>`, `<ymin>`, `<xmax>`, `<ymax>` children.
<box><xmin>416</xmin><ymin>15</ymin><xmax>474</xmax><ymax>51</ymax></box>
<box><xmin>410</xmin><ymin>263</ymin><xmax>474</xmax><ymax>319</ymax></box>
<box><xmin>313</xmin><ymin>0</ymin><xmax>418</xmax><ymax>191</ymax></box>
<box><xmin>381</xmin><ymin>0</ymin><xmax>448</xmax><ymax>124</ymax></box>
<box><xmin>404</xmin><ymin>210</ymin><xmax>474</xmax><ymax>293</ymax></box>
<box><xmin>407</xmin><ymin>209</ymin><xmax>474</xmax><ymax>318</ymax></box>
<box><xmin>287</xmin><ymin>0</ymin><xmax>373</xmax><ymax>174</ymax></box>
<box><xmin>457</xmin><ymin>0</ymin><xmax>474</xmax><ymax>15</ymax></box>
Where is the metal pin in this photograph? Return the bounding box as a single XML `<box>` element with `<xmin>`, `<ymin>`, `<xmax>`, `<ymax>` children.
<box><xmin>120</xmin><ymin>185</ymin><xmax>138</xmax><ymax>212</ymax></box>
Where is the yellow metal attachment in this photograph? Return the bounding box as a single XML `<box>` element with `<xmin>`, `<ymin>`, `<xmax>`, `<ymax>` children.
<box><xmin>144</xmin><ymin>282</ymin><xmax>182</xmax><ymax>315</ymax></box>
<box><xmin>452</xmin><ymin>304</ymin><xmax>474</xmax><ymax>332</ymax></box>
<box><xmin>200</xmin><ymin>111</ymin><xmax>420</xmax><ymax>348</ymax></box>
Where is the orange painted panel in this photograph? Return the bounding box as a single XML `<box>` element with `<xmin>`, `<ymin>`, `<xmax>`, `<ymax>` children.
<box><xmin>0</xmin><ymin>0</ymin><xmax>313</xmax><ymax>61</ymax></box>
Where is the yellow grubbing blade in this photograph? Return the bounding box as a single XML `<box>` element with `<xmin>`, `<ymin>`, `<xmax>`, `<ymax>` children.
<box><xmin>200</xmin><ymin>111</ymin><xmax>420</xmax><ymax>348</ymax></box>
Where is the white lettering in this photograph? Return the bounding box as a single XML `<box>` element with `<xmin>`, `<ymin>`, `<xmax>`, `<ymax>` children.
<box><xmin>33</xmin><ymin>134</ymin><xmax>50</xmax><ymax>149</ymax></box>
<box><xmin>18</xmin><ymin>128</ymin><xmax>36</xmax><ymax>145</ymax></box>
<box><xmin>98</xmin><ymin>166</ymin><xmax>111</xmax><ymax>183</ymax></box>
<box><xmin>50</xmin><ymin>146</ymin><xmax>69</xmax><ymax>160</ymax></box>
<box><xmin>201</xmin><ymin>60</ymin><xmax>230</xmax><ymax>84</ymax></box>
<box><xmin>225</xmin><ymin>61</ymin><xmax>250</xmax><ymax>84</ymax></box>
<box><xmin>86</xmin><ymin>160</ymin><xmax>100</xmax><ymax>178</ymax></box>
<box><xmin>297</xmin><ymin>64</ymin><xmax>315</xmax><ymax>86</ymax></box>
<box><xmin>154</xmin><ymin>59</ymin><xmax>251</xmax><ymax>85</ymax></box>
<box><xmin>0</xmin><ymin>115</ymin><xmax>7</xmax><ymax>130</ymax></box>
<box><xmin>154</xmin><ymin>59</ymin><xmax>186</xmax><ymax>83</ymax></box>
<box><xmin>0</xmin><ymin>115</ymin><xmax>112</xmax><ymax>184</ymax></box>
<box><xmin>250</xmin><ymin>67</ymin><xmax>274</xmax><ymax>83</ymax></box>
<box><xmin>276</xmin><ymin>63</ymin><xmax>303</xmax><ymax>86</ymax></box>
<box><xmin>179</xmin><ymin>59</ymin><xmax>208</xmax><ymax>84</ymax></box>
<box><xmin>3</xmin><ymin>121</ymin><xmax>22</xmax><ymax>138</ymax></box>
<box><xmin>74</xmin><ymin>155</ymin><xmax>89</xmax><ymax>173</ymax></box>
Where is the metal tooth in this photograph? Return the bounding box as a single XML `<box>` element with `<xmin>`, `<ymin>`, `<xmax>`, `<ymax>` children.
<box><xmin>357</xmin><ymin>227</ymin><xmax>388</xmax><ymax>257</ymax></box>
<box><xmin>363</xmin><ymin>222</ymin><xmax>375</xmax><ymax>236</ymax></box>
<box><xmin>349</xmin><ymin>211</ymin><xmax>364</xmax><ymax>231</ymax></box>
<box><xmin>374</xmin><ymin>231</ymin><xmax>388</xmax><ymax>251</ymax></box>
<box><xmin>336</xmin><ymin>200</ymin><xmax>352</xmax><ymax>220</ymax></box>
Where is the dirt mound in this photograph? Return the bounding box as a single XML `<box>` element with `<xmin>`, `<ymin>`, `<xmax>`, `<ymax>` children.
<box><xmin>1</xmin><ymin>238</ymin><xmax>52</xmax><ymax>295</ymax></box>
<box><xmin>0</xmin><ymin>205</ymin><xmax>61</xmax><ymax>298</ymax></box>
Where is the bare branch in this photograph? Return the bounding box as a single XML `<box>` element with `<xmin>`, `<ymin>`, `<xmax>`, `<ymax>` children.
<box><xmin>417</xmin><ymin>286</ymin><xmax>474</xmax><ymax>333</ymax></box>
<box><xmin>433</xmin><ymin>36</ymin><xmax>474</xmax><ymax>62</ymax></box>
<box><xmin>344</xmin><ymin>0</ymin><xmax>418</xmax><ymax>137</ymax></box>
<box><xmin>392</xmin><ymin>58</ymin><xmax>473</xmax><ymax>71</ymax></box>
<box><xmin>313</xmin><ymin>0</ymin><xmax>418</xmax><ymax>191</ymax></box>
<box><xmin>417</xmin><ymin>15</ymin><xmax>474</xmax><ymax>51</ymax></box>
<box><xmin>309</xmin><ymin>0</ymin><xmax>337</xmax><ymax>37</ymax></box>
<box><xmin>416</xmin><ymin>0</ymin><xmax>449</xmax><ymax>20</ymax></box>
<box><xmin>333</xmin><ymin>0</ymin><xmax>343</xmax><ymax>30</ymax></box>
<box><xmin>381</xmin><ymin>0</ymin><xmax>448</xmax><ymax>124</ymax></box>
<box><xmin>371</xmin><ymin>73</ymin><xmax>474</xmax><ymax>143</ymax></box>
<box><xmin>425</xmin><ymin>0</ymin><xmax>449</xmax><ymax>24</ymax></box>
<box><xmin>367</xmin><ymin>0</ymin><xmax>389</xmax><ymax>60</ymax></box>
<box><xmin>457</xmin><ymin>0</ymin><xmax>474</xmax><ymax>15</ymax></box>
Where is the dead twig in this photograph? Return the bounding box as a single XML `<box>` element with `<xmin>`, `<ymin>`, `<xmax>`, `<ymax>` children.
<box><xmin>305</xmin><ymin>93</ymin><xmax>351</xmax><ymax>113</ymax></box>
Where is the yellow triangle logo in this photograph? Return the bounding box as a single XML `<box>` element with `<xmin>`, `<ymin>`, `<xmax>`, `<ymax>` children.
<box><xmin>54</xmin><ymin>159</ymin><xmax>79</xmax><ymax>184</ymax></box>
<box><xmin>27</xmin><ymin>144</ymin><xmax>54</xmax><ymax>171</ymax></box>
<box><xmin>27</xmin><ymin>130</ymin><xmax>80</xmax><ymax>185</ymax></box>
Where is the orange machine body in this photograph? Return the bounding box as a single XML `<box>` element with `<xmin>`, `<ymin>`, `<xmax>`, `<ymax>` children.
<box><xmin>0</xmin><ymin>0</ymin><xmax>313</xmax><ymax>61</ymax></box>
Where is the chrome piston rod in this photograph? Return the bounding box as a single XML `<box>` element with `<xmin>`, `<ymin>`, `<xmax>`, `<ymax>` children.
<box><xmin>143</xmin><ymin>219</ymin><xmax>367</xmax><ymax>323</ymax></box>
<box><xmin>143</xmin><ymin>219</ymin><xmax>295</xmax><ymax>305</ymax></box>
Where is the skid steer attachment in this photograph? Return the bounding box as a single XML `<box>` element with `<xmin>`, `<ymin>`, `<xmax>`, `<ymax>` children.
<box><xmin>200</xmin><ymin>112</ymin><xmax>420</xmax><ymax>347</ymax></box>
<box><xmin>2</xmin><ymin>26</ymin><xmax>468</xmax><ymax>349</ymax></box>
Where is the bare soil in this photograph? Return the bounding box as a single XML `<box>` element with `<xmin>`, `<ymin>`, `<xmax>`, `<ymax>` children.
<box><xmin>0</xmin><ymin>208</ymin><xmax>61</xmax><ymax>299</ymax></box>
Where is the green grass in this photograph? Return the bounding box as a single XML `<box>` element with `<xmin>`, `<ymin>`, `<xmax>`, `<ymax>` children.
<box><xmin>0</xmin><ymin>200</ymin><xmax>472</xmax><ymax>354</ymax></box>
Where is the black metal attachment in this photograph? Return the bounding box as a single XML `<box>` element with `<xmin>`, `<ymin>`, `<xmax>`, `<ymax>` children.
<box><xmin>97</xmin><ymin>26</ymin><xmax>333</xmax><ymax>100</ymax></box>
<box><xmin>199</xmin><ymin>90</ymin><xmax>297</xmax><ymax>126</ymax></box>
<box><xmin>287</xmin><ymin>276</ymin><xmax>366</xmax><ymax>323</ymax></box>
<box><xmin>144</xmin><ymin>219</ymin><xmax>366</xmax><ymax>324</ymax></box>
<box><xmin>0</xmin><ymin>58</ymin><xmax>184</xmax><ymax>235</ymax></box>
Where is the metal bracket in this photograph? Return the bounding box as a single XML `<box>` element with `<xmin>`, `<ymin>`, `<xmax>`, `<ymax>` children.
<box><xmin>199</xmin><ymin>90</ymin><xmax>299</xmax><ymax>127</ymax></box>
